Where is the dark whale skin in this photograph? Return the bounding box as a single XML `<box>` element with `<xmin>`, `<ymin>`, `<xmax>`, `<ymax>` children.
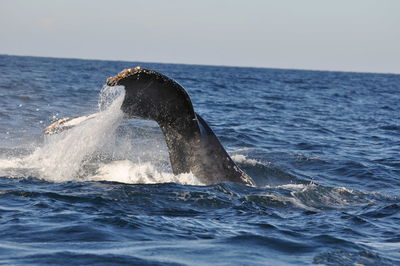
<box><xmin>107</xmin><ymin>68</ymin><xmax>254</xmax><ymax>186</ymax></box>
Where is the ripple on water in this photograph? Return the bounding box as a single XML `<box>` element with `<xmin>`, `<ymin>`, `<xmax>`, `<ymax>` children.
<box><xmin>1</xmin><ymin>55</ymin><xmax>400</xmax><ymax>264</ymax></box>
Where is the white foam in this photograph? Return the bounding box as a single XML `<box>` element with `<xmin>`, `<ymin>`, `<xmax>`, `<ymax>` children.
<box><xmin>231</xmin><ymin>154</ymin><xmax>259</xmax><ymax>166</ymax></box>
<box><xmin>256</xmin><ymin>181</ymin><xmax>368</xmax><ymax>210</ymax></box>
<box><xmin>0</xmin><ymin>157</ymin><xmax>28</xmax><ymax>178</ymax></box>
<box><xmin>256</xmin><ymin>193</ymin><xmax>318</xmax><ymax>211</ymax></box>
<box><xmin>89</xmin><ymin>160</ymin><xmax>203</xmax><ymax>185</ymax></box>
<box><xmin>269</xmin><ymin>183</ymin><xmax>307</xmax><ymax>190</ymax></box>
<box><xmin>0</xmin><ymin>158</ymin><xmax>23</xmax><ymax>168</ymax></box>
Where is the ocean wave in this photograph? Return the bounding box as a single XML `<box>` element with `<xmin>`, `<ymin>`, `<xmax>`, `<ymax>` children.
<box><xmin>313</xmin><ymin>249</ymin><xmax>398</xmax><ymax>265</ymax></box>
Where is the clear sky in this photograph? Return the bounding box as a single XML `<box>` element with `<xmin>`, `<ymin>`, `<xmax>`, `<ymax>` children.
<box><xmin>1</xmin><ymin>0</ymin><xmax>399</xmax><ymax>73</ymax></box>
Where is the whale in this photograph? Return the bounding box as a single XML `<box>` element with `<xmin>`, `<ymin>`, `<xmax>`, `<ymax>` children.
<box><xmin>45</xmin><ymin>67</ymin><xmax>255</xmax><ymax>186</ymax></box>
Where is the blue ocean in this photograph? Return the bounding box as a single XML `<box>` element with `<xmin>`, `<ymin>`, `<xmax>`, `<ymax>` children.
<box><xmin>0</xmin><ymin>54</ymin><xmax>399</xmax><ymax>265</ymax></box>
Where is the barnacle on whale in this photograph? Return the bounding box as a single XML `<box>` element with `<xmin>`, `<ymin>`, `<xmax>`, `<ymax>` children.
<box><xmin>106</xmin><ymin>66</ymin><xmax>142</xmax><ymax>86</ymax></box>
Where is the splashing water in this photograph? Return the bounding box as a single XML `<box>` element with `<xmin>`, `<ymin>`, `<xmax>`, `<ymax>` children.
<box><xmin>89</xmin><ymin>160</ymin><xmax>202</xmax><ymax>185</ymax></box>
<box><xmin>24</xmin><ymin>85</ymin><xmax>126</xmax><ymax>181</ymax></box>
<box><xmin>0</xmin><ymin>85</ymin><xmax>202</xmax><ymax>185</ymax></box>
<box><xmin>98</xmin><ymin>84</ymin><xmax>125</xmax><ymax>111</ymax></box>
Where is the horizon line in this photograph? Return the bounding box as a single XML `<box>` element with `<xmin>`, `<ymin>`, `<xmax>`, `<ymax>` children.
<box><xmin>1</xmin><ymin>53</ymin><xmax>398</xmax><ymax>76</ymax></box>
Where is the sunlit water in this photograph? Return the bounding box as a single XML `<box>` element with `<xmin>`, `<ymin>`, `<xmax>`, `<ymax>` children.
<box><xmin>0</xmin><ymin>55</ymin><xmax>399</xmax><ymax>265</ymax></box>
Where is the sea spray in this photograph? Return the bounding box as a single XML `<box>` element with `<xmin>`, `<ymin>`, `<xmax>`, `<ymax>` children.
<box><xmin>25</xmin><ymin>86</ymin><xmax>125</xmax><ymax>182</ymax></box>
<box><xmin>98</xmin><ymin>84</ymin><xmax>125</xmax><ymax>111</ymax></box>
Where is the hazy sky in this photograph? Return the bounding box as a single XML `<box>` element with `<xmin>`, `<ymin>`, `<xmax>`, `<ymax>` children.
<box><xmin>1</xmin><ymin>0</ymin><xmax>399</xmax><ymax>73</ymax></box>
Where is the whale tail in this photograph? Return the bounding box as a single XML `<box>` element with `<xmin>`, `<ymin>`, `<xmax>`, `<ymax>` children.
<box><xmin>107</xmin><ymin>68</ymin><xmax>197</xmax><ymax>133</ymax></box>
<box><xmin>45</xmin><ymin>67</ymin><xmax>255</xmax><ymax>186</ymax></box>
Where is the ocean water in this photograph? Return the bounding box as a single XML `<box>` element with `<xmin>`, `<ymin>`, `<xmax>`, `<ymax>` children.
<box><xmin>0</xmin><ymin>54</ymin><xmax>399</xmax><ymax>265</ymax></box>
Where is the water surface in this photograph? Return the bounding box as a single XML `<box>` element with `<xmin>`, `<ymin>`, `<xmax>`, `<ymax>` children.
<box><xmin>0</xmin><ymin>55</ymin><xmax>399</xmax><ymax>265</ymax></box>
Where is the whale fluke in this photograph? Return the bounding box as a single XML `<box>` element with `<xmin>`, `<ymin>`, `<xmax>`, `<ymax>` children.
<box><xmin>106</xmin><ymin>67</ymin><xmax>254</xmax><ymax>186</ymax></box>
<box><xmin>45</xmin><ymin>67</ymin><xmax>255</xmax><ymax>186</ymax></box>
